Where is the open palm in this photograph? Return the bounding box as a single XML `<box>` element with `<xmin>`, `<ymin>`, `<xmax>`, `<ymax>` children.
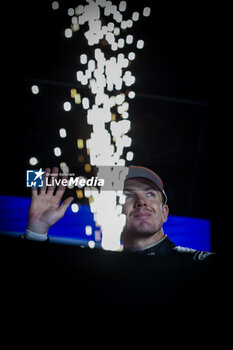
<box><xmin>28</xmin><ymin>167</ymin><xmax>73</xmax><ymax>234</ymax></box>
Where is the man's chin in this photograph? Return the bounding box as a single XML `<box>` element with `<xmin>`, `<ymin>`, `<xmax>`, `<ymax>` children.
<box><xmin>129</xmin><ymin>223</ymin><xmax>156</xmax><ymax>237</ymax></box>
<box><xmin>135</xmin><ymin>218</ymin><xmax>154</xmax><ymax>230</ymax></box>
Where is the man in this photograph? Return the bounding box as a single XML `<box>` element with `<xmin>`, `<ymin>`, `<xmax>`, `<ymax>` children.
<box><xmin>24</xmin><ymin>165</ymin><xmax>214</xmax><ymax>261</ymax></box>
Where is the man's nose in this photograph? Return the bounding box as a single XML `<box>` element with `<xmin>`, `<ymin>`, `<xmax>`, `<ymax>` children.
<box><xmin>134</xmin><ymin>194</ymin><xmax>147</xmax><ymax>208</ymax></box>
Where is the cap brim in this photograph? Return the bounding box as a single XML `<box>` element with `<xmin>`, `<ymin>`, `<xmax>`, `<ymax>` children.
<box><xmin>125</xmin><ymin>166</ymin><xmax>167</xmax><ymax>204</ymax></box>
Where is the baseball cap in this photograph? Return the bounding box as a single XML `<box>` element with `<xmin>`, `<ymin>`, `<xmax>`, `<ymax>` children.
<box><xmin>125</xmin><ymin>165</ymin><xmax>168</xmax><ymax>204</ymax></box>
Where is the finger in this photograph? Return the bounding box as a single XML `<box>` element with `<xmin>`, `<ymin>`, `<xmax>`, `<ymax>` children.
<box><xmin>47</xmin><ymin>167</ymin><xmax>59</xmax><ymax>194</ymax></box>
<box><xmin>57</xmin><ymin>196</ymin><xmax>74</xmax><ymax>217</ymax></box>
<box><xmin>40</xmin><ymin>168</ymin><xmax>51</xmax><ymax>194</ymax></box>
<box><xmin>55</xmin><ymin>173</ymin><xmax>69</xmax><ymax>201</ymax></box>
<box><xmin>31</xmin><ymin>187</ymin><xmax>38</xmax><ymax>197</ymax></box>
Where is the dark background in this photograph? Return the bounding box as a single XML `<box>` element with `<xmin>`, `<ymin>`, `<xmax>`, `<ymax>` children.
<box><xmin>1</xmin><ymin>1</ymin><xmax>224</xmax><ymax>253</ymax></box>
<box><xmin>0</xmin><ymin>1</ymin><xmax>228</xmax><ymax>336</ymax></box>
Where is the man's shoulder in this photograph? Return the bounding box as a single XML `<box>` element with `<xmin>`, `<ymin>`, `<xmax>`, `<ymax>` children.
<box><xmin>142</xmin><ymin>236</ymin><xmax>215</xmax><ymax>262</ymax></box>
<box><xmin>172</xmin><ymin>245</ymin><xmax>215</xmax><ymax>262</ymax></box>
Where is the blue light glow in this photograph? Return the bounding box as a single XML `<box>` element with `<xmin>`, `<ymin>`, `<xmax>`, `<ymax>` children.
<box><xmin>0</xmin><ymin>195</ymin><xmax>211</xmax><ymax>251</ymax></box>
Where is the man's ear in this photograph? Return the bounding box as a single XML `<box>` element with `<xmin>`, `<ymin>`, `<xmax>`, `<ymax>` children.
<box><xmin>162</xmin><ymin>204</ymin><xmax>169</xmax><ymax>223</ymax></box>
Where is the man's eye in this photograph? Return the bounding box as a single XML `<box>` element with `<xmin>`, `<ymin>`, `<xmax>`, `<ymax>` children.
<box><xmin>147</xmin><ymin>192</ymin><xmax>156</xmax><ymax>198</ymax></box>
<box><xmin>124</xmin><ymin>193</ymin><xmax>133</xmax><ymax>200</ymax></box>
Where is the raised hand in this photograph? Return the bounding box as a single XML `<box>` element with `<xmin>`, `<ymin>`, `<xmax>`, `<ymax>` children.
<box><xmin>27</xmin><ymin>167</ymin><xmax>74</xmax><ymax>234</ymax></box>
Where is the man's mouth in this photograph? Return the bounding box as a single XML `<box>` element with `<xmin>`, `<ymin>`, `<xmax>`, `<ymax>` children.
<box><xmin>132</xmin><ymin>209</ymin><xmax>152</xmax><ymax>219</ymax></box>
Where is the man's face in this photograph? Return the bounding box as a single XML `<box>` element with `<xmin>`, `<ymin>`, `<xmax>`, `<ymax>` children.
<box><xmin>122</xmin><ymin>177</ymin><xmax>169</xmax><ymax>237</ymax></box>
